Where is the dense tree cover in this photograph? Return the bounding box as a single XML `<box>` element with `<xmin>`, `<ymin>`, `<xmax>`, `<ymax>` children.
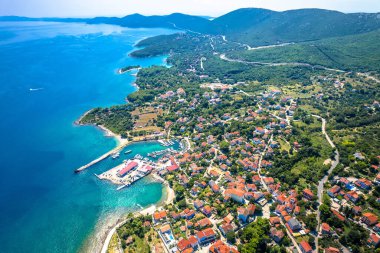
<box><xmin>228</xmin><ymin>29</ymin><xmax>380</xmax><ymax>72</ymax></box>
<box><xmin>203</xmin><ymin>56</ymin><xmax>321</xmax><ymax>85</ymax></box>
<box><xmin>117</xmin><ymin>215</ymin><xmax>152</xmax><ymax>249</ymax></box>
<box><xmin>238</xmin><ymin>218</ymin><xmax>270</xmax><ymax>253</ymax></box>
<box><xmin>213</xmin><ymin>9</ymin><xmax>380</xmax><ymax>46</ymax></box>
<box><xmin>79</xmin><ymin>105</ymin><xmax>134</xmax><ymax>136</ymax></box>
<box><xmin>269</xmin><ymin>137</ymin><xmax>329</xmax><ymax>187</ymax></box>
<box><xmin>340</xmin><ymin>224</ymin><xmax>370</xmax><ymax>253</ymax></box>
<box><xmin>119</xmin><ymin>65</ymin><xmax>140</xmax><ymax>72</ymax></box>
<box><xmin>131</xmin><ymin>33</ymin><xmax>212</xmax><ymax>57</ymax></box>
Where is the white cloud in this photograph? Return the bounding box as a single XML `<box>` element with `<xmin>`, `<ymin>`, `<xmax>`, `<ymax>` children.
<box><xmin>1</xmin><ymin>0</ymin><xmax>380</xmax><ymax>17</ymax></box>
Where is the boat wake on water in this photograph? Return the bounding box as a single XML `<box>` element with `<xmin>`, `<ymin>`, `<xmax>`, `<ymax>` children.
<box><xmin>29</xmin><ymin>87</ymin><xmax>44</xmax><ymax>92</ymax></box>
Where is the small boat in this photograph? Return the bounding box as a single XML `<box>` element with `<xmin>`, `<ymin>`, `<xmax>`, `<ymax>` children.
<box><xmin>117</xmin><ymin>184</ymin><xmax>129</xmax><ymax>191</ymax></box>
<box><xmin>124</xmin><ymin>150</ymin><xmax>132</xmax><ymax>154</ymax></box>
<box><xmin>111</xmin><ymin>152</ymin><xmax>120</xmax><ymax>159</ymax></box>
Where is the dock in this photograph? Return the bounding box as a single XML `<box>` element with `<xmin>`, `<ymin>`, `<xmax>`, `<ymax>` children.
<box><xmin>74</xmin><ymin>140</ymin><xmax>129</xmax><ymax>173</ymax></box>
<box><xmin>147</xmin><ymin>147</ymin><xmax>177</xmax><ymax>158</ymax></box>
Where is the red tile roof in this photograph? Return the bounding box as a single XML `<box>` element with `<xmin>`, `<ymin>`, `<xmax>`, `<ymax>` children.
<box><xmin>209</xmin><ymin>240</ymin><xmax>239</xmax><ymax>253</ymax></box>
<box><xmin>118</xmin><ymin>161</ymin><xmax>138</xmax><ymax>176</ymax></box>
<box><xmin>299</xmin><ymin>241</ymin><xmax>312</xmax><ymax>252</ymax></box>
<box><xmin>196</xmin><ymin>228</ymin><xmax>215</xmax><ymax>240</ymax></box>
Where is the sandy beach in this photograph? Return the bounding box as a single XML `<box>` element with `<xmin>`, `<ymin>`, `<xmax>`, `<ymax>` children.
<box><xmin>97</xmin><ymin>125</ymin><xmax>127</xmax><ymax>146</ymax></box>
<box><xmin>76</xmin><ymin>110</ymin><xmax>127</xmax><ymax>145</ymax></box>
<box><xmin>99</xmin><ymin>178</ymin><xmax>175</xmax><ymax>253</ymax></box>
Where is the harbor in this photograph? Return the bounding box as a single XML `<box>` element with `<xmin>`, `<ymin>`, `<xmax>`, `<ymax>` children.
<box><xmin>91</xmin><ymin>139</ymin><xmax>181</xmax><ymax>190</ymax></box>
<box><xmin>157</xmin><ymin>139</ymin><xmax>175</xmax><ymax>146</ymax></box>
<box><xmin>147</xmin><ymin>147</ymin><xmax>177</xmax><ymax>158</ymax></box>
<box><xmin>74</xmin><ymin>139</ymin><xmax>177</xmax><ymax>173</ymax></box>
<box><xmin>74</xmin><ymin>138</ymin><xmax>130</xmax><ymax>173</ymax></box>
<box><xmin>96</xmin><ymin>158</ymin><xmax>156</xmax><ymax>190</ymax></box>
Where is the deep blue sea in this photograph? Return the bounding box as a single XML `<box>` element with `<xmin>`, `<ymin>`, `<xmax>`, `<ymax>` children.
<box><xmin>0</xmin><ymin>21</ymin><xmax>175</xmax><ymax>253</ymax></box>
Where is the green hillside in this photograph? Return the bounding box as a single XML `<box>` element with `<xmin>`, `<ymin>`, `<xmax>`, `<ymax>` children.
<box><xmin>215</xmin><ymin>8</ymin><xmax>380</xmax><ymax>45</ymax></box>
<box><xmin>227</xmin><ymin>29</ymin><xmax>380</xmax><ymax>72</ymax></box>
<box><xmin>3</xmin><ymin>8</ymin><xmax>380</xmax><ymax>46</ymax></box>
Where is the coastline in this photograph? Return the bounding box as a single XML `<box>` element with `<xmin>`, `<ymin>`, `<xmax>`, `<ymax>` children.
<box><xmin>96</xmin><ymin>124</ymin><xmax>126</xmax><ymax>146</ymax></box>
<box><xmin>117</xmin><ymin>67</ymin><xmax>141</xmax><ymax>75</ymax></box>
<box><xmin>99</xmin><ymin>176</ymin><xmax>174</xmax><ymax>253</ymax></box>
<box><xmin>75</xmin><ymin>111</ymin><xmax>126</xmax><ymax>146</ymax></box>
<box><xmin>75</xmin><ymin>34</ymin><xmax>174</xmax><ymax>253</ymax></box>
<box><xmin>76</xmin><ymin>118</ymin><xmax>176</xmax><ymax>252</ymax></box>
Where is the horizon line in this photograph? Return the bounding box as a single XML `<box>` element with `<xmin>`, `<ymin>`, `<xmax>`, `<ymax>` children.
<box><xmin>1</xmin><ymin>7</ymin><xmax>379</xmax><ymax>20</ymax></box>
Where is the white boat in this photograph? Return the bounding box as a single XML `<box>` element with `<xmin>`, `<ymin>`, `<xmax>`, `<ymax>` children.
<box><xmin>111</xmin><ymin>152</ymin><xmax>120</xmax><ymax>159</ymax></box>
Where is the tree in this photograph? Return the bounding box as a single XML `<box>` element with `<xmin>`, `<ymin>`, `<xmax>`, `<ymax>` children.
<box><xmin>319</xmin><ymin>204</ymin><xmax>331</xmax><ymax>221</ymax></box>
<box><xmin>226</xmin><ymin>231</ymin><xmax>236</xmax><ymax>244</ymax></box>
<box><xmin>239</xmin><ymin>218</ymin><xmax>270</xmax><ymax>253</ymax></box>
<box><xmin>220</xmin><ymin>140</ymin><xmax>230</xmax><ymax>153</ymax></box>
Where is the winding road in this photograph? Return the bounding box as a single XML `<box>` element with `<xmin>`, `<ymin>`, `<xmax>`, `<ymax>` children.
<box><xmin>312</xmin><ymin>115</ymin><xmax>340</xmax><ymax>253</ymax></box>
<box><xmin>220</xmin><ymin>54</ymin><xmax>346</xmax><ymax>73</ymax></box>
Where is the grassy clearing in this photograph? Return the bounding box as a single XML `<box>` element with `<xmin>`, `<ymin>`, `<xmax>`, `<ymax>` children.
<box><xmin>106</xmin><ymin>233</ymin><xmax>119</xmax><ymax>253</ymax></box>
<box><xmin>278</xmin><ymin>137</ymin><xmax>291</xmax><ymax>152</ymax></box>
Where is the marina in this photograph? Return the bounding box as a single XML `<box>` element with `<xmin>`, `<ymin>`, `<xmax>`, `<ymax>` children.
<box><xmin>158</xmin><ymin>139</ymin><xmax>175</xmax><ymax>146</ymax></box>
<box><xmin>74</xmin><ymin>139</ymin><xmax>179</xmax><ymax>173</ymax></box>
<box><xmin>147</xmin><ymin>147</ymin><xmax>177</xmax><ymax>158</ymax></box>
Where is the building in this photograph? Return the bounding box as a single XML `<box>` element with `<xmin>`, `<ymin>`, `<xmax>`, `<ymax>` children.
<box><xmin>270</xmin><ymin>228</ymin><xmax>284</xmax><ymax>243</ymax></box>
<box><xmin>201</xmin><ymin>205</ymin><xmax>212</xmax><ymax>217</ymax></box>
<box><xmin>209</xmin><ymin>180</ymin><xmax>220</xmax><ymax>193</ymax></box>
<box><xmin>237</xmin><ymin>204</ymin><xmax>256</xmax><ymax>223</ymax></box>
<box><xmin>324</xmin><ymin>247</ymin><xmax>340</xmax><ymax>253</ymax></box>
<box><xmin>368</xmin><ymin>233</ymin><xmax>380</xmax><ymax>247</ymax></box>
<box><xmin>355</xmin><ymin>178</ymin><xmax>372</xmax><ymax>190</ymax></box>
<box><xmin>345</xmin><ymin>191</ymin><xmax>360</xmax><ymax>203</ymax></box>
<box><xmin>153</xmin><ymin>210</ymin><xmax>167</xmax><ymax>223</ymax></box>
<box><xmin>219</xmin><ymin>223</ymin><xmax>234</xmax><ymax>236</ymax></box>
<box><xmin>287</xmin><ymin>218</ymin><xmax>302</xmax><ymax>232</ymax></box>
<box><xmin>224</xmin><ymin>189</ymin><xmax>246</xmax><ymax>203</ymax></box>
<box><xmin>321</xmin><ymin>223</ymin><xmax>331</xmax><ymax>235</ymax></box>
<box><xmin>362</xmin><ymin>213</ymin><xmax>378</xmax><ymax>226</ymax></box>
<box><xmin>209</xmin><ymin>240</ymin><xmax>239</xmax><ymax>253</ymax></box>
<box><xmin>303</xmin><ymin>189</ymin><xmax>314</xmax><ymax>200</ymax></box>
<box><xmin>196</xmin><ymin>218</ymin><xmax>212</xmax><ymax>229</ymax></box>
<box><xmin>328</xmin><ymin>185</ymin><xmax>341</xmax><ymax>198</ymax></box>
<box><xmin>196</xmin><ymin>228</ymin><xmax>216</xmax><ymax>245</ymax></box>
<box><xmin>177</xmin><ymin>236</ymin><xmax>198</xmax><ymax>252</ymax></box>
<box><xmin>117</xmin><ymin>161</ymin><xmax>138</xmax><ymax>177</ymax></box>
<box><xmin>299</xmin><ymin>241</ymin><xmax>313</xmax><ymax>253</ymax></box>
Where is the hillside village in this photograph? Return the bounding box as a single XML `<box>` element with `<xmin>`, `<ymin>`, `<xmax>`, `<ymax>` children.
<box><xmin>104</xmin><ymin>70</ymin><xmax>380</xmax><ymax>253</ymax></box>
<box><xmin>75</xmin><ymin>27</ymin><xmax>380</xmax><ymax>253</ymax></box>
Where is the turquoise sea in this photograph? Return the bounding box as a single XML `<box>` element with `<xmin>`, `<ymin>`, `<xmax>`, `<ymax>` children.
<box><xmin>0</xmin><ymin>21</ymin><xmax>175</xmax><ymax>253</ymax></box>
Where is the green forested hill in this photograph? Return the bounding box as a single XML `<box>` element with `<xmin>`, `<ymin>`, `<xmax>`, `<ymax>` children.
<box><xmin>213</xmin><ymin>8</ymin><xmax>380</xmax><ymax>45</ymax></box>
<box><xmin>227</xmin><ymin>29</ymin><xmax>380</xmax><ymax>72</ymax></box>
<box><xmin>3</xmin><ymin>8</ymin><xmax>380</xmax><ymax>46</ymax></box>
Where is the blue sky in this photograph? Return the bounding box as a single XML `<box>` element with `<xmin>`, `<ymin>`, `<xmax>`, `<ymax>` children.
<box><xmin>2</xmin><ymin>0</ymin><xmax>380</xmax><ymax>17</ymax></box>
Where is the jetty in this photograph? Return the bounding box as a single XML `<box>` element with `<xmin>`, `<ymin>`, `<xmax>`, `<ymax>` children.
<box><xmin>74</xmin><ymin>140</ymin><xmax>129</xmax><ymax>173</ymax></box>
<box><xmin>147</xmin><ymin>147</ymin><xmax>177</xmax><ymax>158</ymax></box>
<box><xmin>158</xmin><ymin>139</ymin><xmax>175</xmax><ymax>147</ymax></box>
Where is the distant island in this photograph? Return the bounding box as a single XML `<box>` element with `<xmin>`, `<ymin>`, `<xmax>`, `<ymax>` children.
<box><xmin>117</xmin><ymin>65</ymin><xmax>140</xmax><ymax>74</ymax></box>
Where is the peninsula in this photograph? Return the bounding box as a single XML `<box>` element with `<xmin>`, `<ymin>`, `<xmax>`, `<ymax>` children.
<box><xmin>118</xmin><ymin>65</ymin><xmax>141</xmax><ymax>74</ymax></box>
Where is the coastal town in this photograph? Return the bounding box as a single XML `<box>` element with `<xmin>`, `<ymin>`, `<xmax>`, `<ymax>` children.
<box><xmin>72</xmin><ymin>18</ymin><xmax>380</xmax><ymax>253</ymax></box>
<box><xmin>3</xmin><ymin>2</ymin><xmax>380</xmax><ymax>253</ymax></box>
<box><xmin>78</xmin><ymin>64</ymin><xmax>380</xmax><ymax>253</ymax></box>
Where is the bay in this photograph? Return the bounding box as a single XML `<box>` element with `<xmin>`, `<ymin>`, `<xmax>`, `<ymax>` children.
<box><xmin>0</xmin><ymin>21</ymin><xmax>174</xmax><ymax>253</ymax></box>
